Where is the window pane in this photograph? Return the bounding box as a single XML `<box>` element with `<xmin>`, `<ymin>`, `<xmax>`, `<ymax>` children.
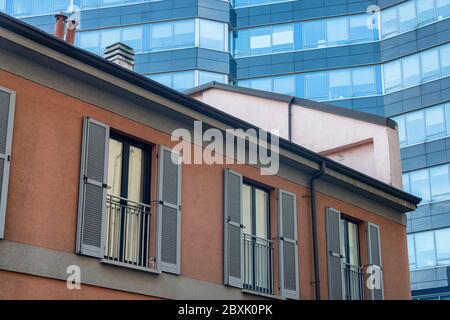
<box><xmin>440</xmin><ymin>43</ymin><xmax>450</xmax><ymax>76</ymax></box>
<box><xmin>151</xmin><ymin>23</ymin><xmax>172</xmax><ymax>50</ymax></box>
<box><xmin>172</xmin><ymin>71</ymin><xmax>194</xmax><ymax>92</ymax></box>
<box><xmin>13</xmin><ymin>0</ymin><xmax>32</xmax><ymax>16</ymax></box>
<box><xmin>79</xmin><ymin>31</ymin><xmax>101</xmax><ymax>55</ymax></box>
<box><xmin>403</xmin><ymin>173</ymin><xmax>411</xmax><ymax>193</ymax></box>
<box><xmin>407</xmin><ymin>234</ymin><xmax>416</xmax><ymax>269</ymax></box>
<box><xmin>430</xmin><ymin>165</ymin><xmax>450</xmax><ymax>202</ymax></box>
<box><xmin>250</xmin><ymin>27</ymin><xmax>271</xmax><ymax>55</ymax></box>
<box><xmin>381</xmin><ymin>6</ymin><xmax>399</xmax><ymax>38</ymax></box>
<box><xmin>384</xmin><ymin>60</ymin><xmax>402</xmax><ymax>92</ymax></box>
<box><xmin>0</xmin><ymin>0</ymin><xmax>6</xmax><ymax>12</ymax></box>
<box><xmin>234</xmin><ymin>29</ymin><xmax>250</xmax><ymax>57</ymax></box>
<box><xmin>425</xmin><ymin>106</ymin><xmax>445</xmax><ymax>139</ymax></box>
<box><xmin>435</xmin><ymin>228</ymin><xmax>450</xmax><ymax>265</ymax></box>
<box><xmin>399</xmin><ymin>1</ymin><xmax>417</xmax><ymax>32</ymax></box>
<box><xmin>108</xmin><ymin>139</ymin><xmax>123</xmax><ymax>198</ymax></box>
<box><xmin>347</xmin><ymin>221</ymin><xmax>359</xmax><ymax>266</ymax></box>
<box><xmin>327</xmin><ymin>17</ymin><xmax>349</xmax><ymax>45</ymax></box>
<box><xmin>393</xmin><ymin>115</ymin><xmax>407</xmax><ymax>147</ymax></box>
<box><xmin>33</xmin><ymin>0</ymin><xmax>52</xmax><ymax>15</ymax></box>
<box><xmin>417</xmin><ymin>0</ymin><xmax>436</xmax><ymax>25</ymax></box>
<box><xmin>410</xmin><ymin>169</ymin><xmax>431</xmax><ymax>203</ymax></box>
<box><xmin>446</xmin><ymin>103</ymin><xmax>450</xmax><ymax>135</ymax></box>
<box><xmin>173</xmin><ymin>20</ymin><xmax>195</xmax><ymax>49</ymax></box>
<box><xmin>199</xmin><ymin>71</ymin><xmax>225</xmax><ymax>85</ymax></box>
<box><xmin>272</xmin><ymin>24</ymin><xmax>294</xmax><ymax>52</ymax></box>
<box><xmin>81</xmin><ymin>0</ymin><xmax>102</xmax><ymax>9</ymax></box>
<box><xmin>243</xmin><ymin>184</ymin><xmax>252</xmax><ymax>235</ymax></box>
<box><xmin>437</xmin><ymin>0</ymin><xmax>450</xmax><ymax>19</ymax></box>
<box><xmin>101</xmin><ymin>28</ymin><xmax>121</xmax><ymax>51</ymax></box>
<box><xmin>305</xmin><ymin>72</ymin><xmax>328</xmax><ymax>100</ymax></box>
<box><xmin>255</xmin><ymin>188</ymin><xmax>268</xmax><ymax>239</ymax></box>
<box><xmin>303</xmin><ymin>20</ymin><xmax>326</xmax><ymax>48</ymax></box>
<box><xmin>415</xmin><ymin>231</ymin><xmax>436</xmax><ymax>268</ymax></box>
<box><xmin>349</xmin><ymin>14</ymin><xmax>373</xmax><ymax>42</ymax></box>
<box><xmin>122</xmin><ymin>26</ymin><xmax>143</xmax><ymax>52</ymax></box>
<box><xmin>402</xmin><ymin>54</ymin><xmax>421</xmax><ymax>87</ymax></box>
<box><xmin>406</xmin><ymin>111</ymin><xmax>426</xmax><ymax>145</ymax></box>
<box><xmin>329</xmin><ymin>69</ymin><xmax>351</xmax><ymax>99</ymax></box>
<box><xmin>352</xmin><ymin>66</ymin><xmax>377</xmax><ymax>96</ymax></box>
<box><xmin>149</xmin><ymin>73</ymin><xmax>172</xmax><ymax>88</ymax></box>
<box><xmin>128</xmin><ymin>146</ymin><xmax>144</xmax><ymax>203</ymax></box>
<box><xmin>200</xmin><ymin>20</ymin><xmax>225</xmax><ymax>51</ymax></box>
<box><xmin>421</xmin><ymin>49</ymin><xmax>441</xmax><ymax>81</ymax></box>
<box><xmin>273</xmin><ymin>75</ymin><xmax>295</xmax><ymax>95</ymax></box>
<box><xmin>251</xmin><ymin>78</ymin><xmax>272</xmax><ymax>91</ymax></box>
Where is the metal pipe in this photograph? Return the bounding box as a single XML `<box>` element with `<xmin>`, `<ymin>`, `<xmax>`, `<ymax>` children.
<box><xmin>311</xmin><ymin>161</ymin><xmax>326</xmax><ymax>300</ymax></box>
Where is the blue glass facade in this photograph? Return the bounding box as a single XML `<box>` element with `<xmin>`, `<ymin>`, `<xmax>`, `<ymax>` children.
<box><xmin>4</xmin><ymin>0</ymin><xmax>450</xmax><ymax>299</ymax></box>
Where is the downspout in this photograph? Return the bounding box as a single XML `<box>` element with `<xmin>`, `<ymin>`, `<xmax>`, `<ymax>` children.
<box><xmin>311</xmin><ymin>161</ymin><xmax>326</xmax><ymax>300</ymax></box>
<box><xmin>288</xmin><ymin>97</ymin><xmax>294</xmax><ymax>141</ymax></box>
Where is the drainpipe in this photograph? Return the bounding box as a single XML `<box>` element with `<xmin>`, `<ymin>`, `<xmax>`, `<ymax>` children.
<box><xmin>311</xmin><ymin>161</ymin><xmax>326</xmax><ymax>300</ymax></box>
<box><xmin>288</xmin><ymin>97</ymin><xmax>294</xmax><ymax>141</ymax></box>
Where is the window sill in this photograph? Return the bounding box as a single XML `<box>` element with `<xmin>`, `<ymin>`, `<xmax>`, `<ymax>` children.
<box><xmin>100</xmin><ymin>259</ymin><xmax>161</xmax><ymax>275</ymax></box>
<box><xmin>242</xmin><ymin>289</ymin><xmax>283</xmax><ymax>300</ymax></box>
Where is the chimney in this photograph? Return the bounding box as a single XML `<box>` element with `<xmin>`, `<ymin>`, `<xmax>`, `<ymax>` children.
<box><xmin>104</xmin><ymin>43</ymin><xmax>135</xmax><ymax>71</ymax></box>
<box><xmin>54</xmin><ymin>13</ymin><xmax>67</xmax><ymax>40</ymax></box>
<box><xmin>65</xmin><ymin>19</ymin><xmax>78</xmax><ymax>45</ymax></box>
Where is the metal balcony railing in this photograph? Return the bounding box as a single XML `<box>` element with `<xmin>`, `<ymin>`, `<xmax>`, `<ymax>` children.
<box><xmin>343</xmin><ymin>262</ymin><xmax>364</xmax><ymax>300</ymax></box>
<box><xmin>104</xmin><ymin>194</ymin><xmax>153</xmax><ymax>269</ymax></box>
<box><xmin>243</xmin><ymin>233</ymin><xmax>274</xmax><ymax>295</ymax></box>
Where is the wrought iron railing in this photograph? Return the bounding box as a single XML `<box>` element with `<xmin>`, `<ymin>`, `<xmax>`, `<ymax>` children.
<box><xmin>104</xmin><ymin>194</ymin><xmax>153</xmax><ymax>269</ymax></box>
<box><xmin>243</xmin><ymin>233</ymin><xmax>274</xmax><ymax>295</ymax></box>
<box><xmin>343</xmin><ymin>262</ymin><xmax>364</xmax><ymax>300</ymax></box>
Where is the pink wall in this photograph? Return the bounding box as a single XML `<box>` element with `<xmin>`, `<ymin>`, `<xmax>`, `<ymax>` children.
<box><xmin>192</xmin><ymin>88</ymin><xmax>403</xmax><ymax>188</ymax></box>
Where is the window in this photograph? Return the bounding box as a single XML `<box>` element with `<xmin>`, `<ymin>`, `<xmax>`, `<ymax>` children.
<box><xmin>173</xmin><ymin>20</ymin><xmax>195</xmax><ymax>49</ymax></box>
<box><xmin>105</xmin><ymin>133</ymin><xmax>151</xmax><ymax>266</ymax></box>
<box><xmin>273</xmin><ymin>75</ymin><xmax>295</xmax><ymax>95</ymax></box>
<box><xmin>242</xmin><ymin>183</ymin><xmax>271</xmax><ymax>293</ymax></box>
<box><xmin>415</xmin><ymin>231</ymin><xmax>436</xmax><ymax>268</ymax></box>
<box><xmin>417</xmin><ymin>0</ymin><xmax>436</xmax><ymax>25</ymax></box>
<box><xmin>352</xmin><ymin>66</ymin><xmax>377</xmax><ymax>96</ymax></box>
<box><xmin>403</xmin><ymin>164</ymin><xmax>450</xmax><ymax>205</ymax></box>
<box><xmin>327</xmin><ymin>17</ymin><xmax>349</xmax><ymax>45</ymax></box>
<box><xmin>13</xmin><ymin>0</ymin><xmax>32</xmax><ymax>16</ymax></box>
<box><xmin>151</xmin><ymin>22</ymin><xmax>173</xmax><ymax>51</ymax></box>
<box><xmin>402</xmin><ymin>54</ymin><xmax>421</xmax><ymax>87</ymax></box>
<box><xmin>199</xmin><ymin>71</ymin><xmax>226</xmax><ymax>85</ymax></box>
<box><xmin>172</xmin><ymin>71</ymin><xmax>195</xmax><ymax>92</ymax></box>
<box><xmin>421</xmin><ymin>48</ymin><xmax>441</xmax><ymax>81</ymax></box>
<box><xmin>437</xmin><ymin>0</ymin><xmax>450</xmax><ymax>19</ymax></box>
<box><xmin>250</xmin><ymin>27</ymin><xmax>271</xmax><ymax>55</ymax></box>
<box><xmin>381</xmin><ymin>6</ymin><xmax>399</xmax><ymax>38</ymax></box>
<box><xmin>200</xmin><ymin>20</ymin><xmax>226</xmax><ymax>51</ymax></box>
<box><xmin>340</xmin><ymin>218</ymin><xmax>362</xmax><ymax>300</ymax></box>
<box><xmin>305</xmin><ymin>72</ymin><xmax>328</xmax><ymax>100</ymax></box>
<box><xmin>0</xmin><ymin>0</ymin><xmax>6</xmax><ymax>12</ymax></box>
<box><xmin>79</xmin><ymin>31</ymin><xmax>101</xmax><ymax>55</ymax></box>
<box><xmin>399</xmin><ymin>1</ymin><xmax>417</xmax><ymax>32</ymax></box>
<box><xmin>100</xmin><ymin>29</ymin><xmax>121</xmax><ymax>50</ymax></box>
<box><xmin>251</xmin><ymin>78</ymin><xmax>272</xmax><ymax>92</ymax></box>
<box><xmin>148</xmin><ymin>70</ymin><xmax>225</xmax><ymax>91</ymax></box>
<box><xmin>329</xmin><ymin>69</ymin><xmax>351</xmax><ymax>99</ymax></box>
<box><xmin>303</xmin><ymin>20</ymin><xmax>326</xmax><ymax>48</ymax></box>
<box><xmin>122</xmin><ymin>26</ymin><xmax>143</xmax><ymax>52</ymax></box>
<box><xmin>440</xmin><ymin>43</ymin><xmax>450</xmax><ymax>76</ymax></box>
<box><xmin>394</xmin><ymin>103</ymin><xmax>450</xmax><ymax>147</ymax></box>
<box><xmin>408</xmin><ymin>228</ymin><xmax>450</xmax><ymax>270</ymax></box>
<box><xmin>349</xmin><ymin>14</ymin><xmax>374</xmax><ymax>42</ymax></box>
<box><xmin>234</xmin><ymin>29</ymin><xmax>250</xmax><ymax>57</ymax></box>
<box><xmin>272</xmin><ymin>24</ymin><xmax>294</xmax><ymax>52</ymax></box>
<box><xmin>384</xmin><ymin>60</ymin><xmax>402</xmax><ymax>92</ymax></box>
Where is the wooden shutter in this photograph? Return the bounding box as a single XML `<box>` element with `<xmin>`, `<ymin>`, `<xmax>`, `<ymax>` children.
<box><xmin>278</xmin><ymin>189</ymin><xmax>299</xmax><ymax>300</ymax></box>
<box><xmin>76</xmin><ymin>117</ymin><xmax>109</xmax><ymax>258</ymax></box>
<box><xmin>0</xmin><ymin>88</ymin><xmax>15</xmax><ymax>239</ymax></box>
<box><xmin>367</xmin><ymin>223</ymin><xmax>384</xmax><ymax>300</ymax></box>
<box><xmin>157</xmin><ymin>146</ymin><xmax>182</xmax><ymax>274</ymax></box>
<box><xmin>224</xmin><ymin>169</ymin><xmax>244</xmax><ymax>288</ymax></box>
<box><xmin>326</xmin><ymin>207</ymin><xmax>344</xmax><ymax>300</ymax></box>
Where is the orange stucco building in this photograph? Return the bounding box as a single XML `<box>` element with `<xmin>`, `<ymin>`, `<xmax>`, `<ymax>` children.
<box><xmin>0</xmin><ymin>13</ymin><xmax>420</xmax><ymax>300</ymax></box>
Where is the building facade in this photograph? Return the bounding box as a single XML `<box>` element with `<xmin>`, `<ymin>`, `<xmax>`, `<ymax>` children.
<box><xmin>0</xmin><ymin>12</ymin><xmax>420</xmax><ymax>300</ymax></box>
<box><xmin>1</xmin><ymin>0</ymin><xmax>450</xmax><ymax>299</ymax></box>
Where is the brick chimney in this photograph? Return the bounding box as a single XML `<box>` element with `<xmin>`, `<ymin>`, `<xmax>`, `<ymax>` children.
<box><xmin>65</xmin><ymin>19</ymin><xmax>78</xmax><ymax>45</ymax></box>
<box><xmin>54</xmin><ymin>13</ymin><xmax>67</xmax><ymax>40</ymax></box>
<box><xmin>104</xmin><ymin>43</ymin><xmax>135</xmax><ymax>71</ymax></box>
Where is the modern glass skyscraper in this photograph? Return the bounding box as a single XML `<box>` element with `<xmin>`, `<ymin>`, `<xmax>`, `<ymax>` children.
<box><xmin>2</xmin><ymin>0</ymin><xmax>450</xmax><ymax>299</ymax></box>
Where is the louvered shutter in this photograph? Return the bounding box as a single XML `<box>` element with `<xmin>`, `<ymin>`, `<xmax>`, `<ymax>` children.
<box><xmin>76</xmin><ymin>117</ymin><xmax>109</xmax><ymax>258</ymax></box>
<box><xmin>326</xmin><ymin>207</ymin><xmax>344</xmax><ymax>300</ymax></box>
<box><xmin>157</xmin><ymin>146</ymin><xmax>182</xmax><ymax>274</ymax></box>
<box><xmin>278</xmin><ymin>190</ymin><xmax>299</xmax><ymax>300</ymax></box>
<box><xmin>0</xmin><ymin>88</ymin><xmax>15</xmax><ymax>239</ymax></box>
<box><xmin>224</xmin><ymin>169</ymin><xmax>244</xmax><ymax>288</ymax></box>
<box><xmin>367</xmin><ymin>223</ymin><xmax>384</xmax><ymax>300</ymax></box>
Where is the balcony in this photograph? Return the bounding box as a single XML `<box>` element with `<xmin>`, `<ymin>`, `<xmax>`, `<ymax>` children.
<box><xmin>343</xmin><ymin>262</ymin><xmax>364</xmax><ymax>300</ymax></box>
<box><xmin>103</xmin><ymin>194</ymin><xmax>158</xmax><ymax>272</ymax></box>
<box><xmin>243</xmin><ymin>233</ymin><xmax>274</xmax><ymax>295</ymax></box>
